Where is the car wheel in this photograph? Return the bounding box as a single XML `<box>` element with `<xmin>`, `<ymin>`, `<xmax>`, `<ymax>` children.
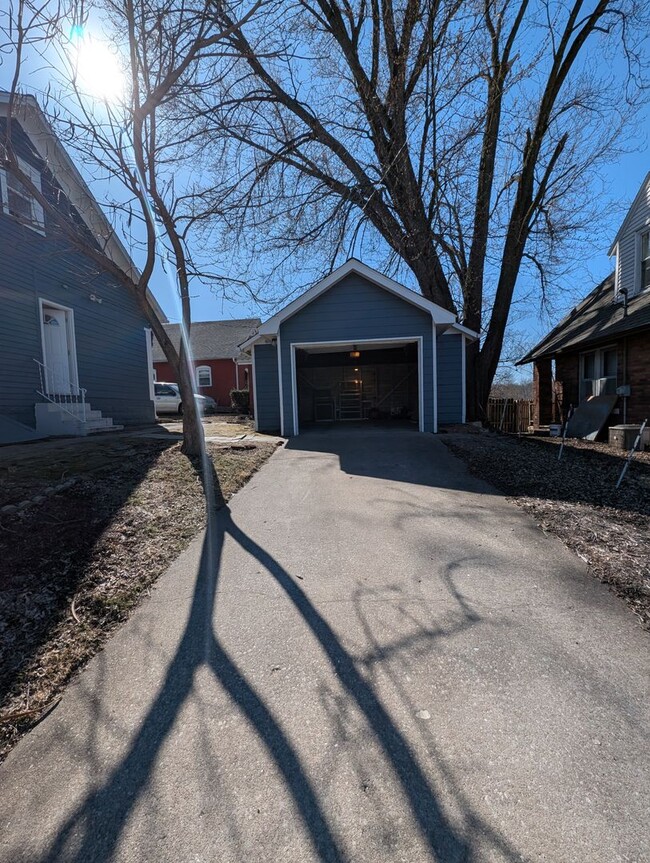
<box><xmin>178</xmin><ymin>403</ymin><xmax>183</xmax><ymax>416</ymax></box>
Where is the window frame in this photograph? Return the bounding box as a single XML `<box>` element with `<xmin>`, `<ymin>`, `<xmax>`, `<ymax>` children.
<box><xmin>640</xmin><ymin>229</ymin><xmax>650</xmax><ymax>295</ymax></box>
<box><xmin>0</xmin><ymin>157</ymin><xmax>45</xmax><ymax>234</ymax></box>
<box><xmin>195</xmin><ymin>365</ymin><xmax>212</xmax><ymax>388</ymax></box>
<box><xmin>579</xmin><ymin>344</ymin><xmax>618</xmax><ymax>402</ymax></box>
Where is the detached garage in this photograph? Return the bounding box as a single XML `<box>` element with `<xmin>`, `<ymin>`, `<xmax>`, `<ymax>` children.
<box><xmin>243</xmin><ymin>260</ymin><xmax>477</xmax><ymax>436</ymax></box>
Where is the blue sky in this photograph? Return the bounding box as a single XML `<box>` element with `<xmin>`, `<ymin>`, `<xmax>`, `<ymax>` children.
<box><xmin>1</xmin><ymin>11</ymin><xmax>648</xmax><ymax>379</ymax></box>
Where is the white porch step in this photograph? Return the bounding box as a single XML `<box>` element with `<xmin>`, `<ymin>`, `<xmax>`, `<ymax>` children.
<box><xmin>86</xmin><ymin>424</ymin><xmax>124</xmax><ymax>435</ymax></box>
<box><xmin>35</xmin><ymin>402</ymin><xmax>122</xmax><ymax>437</ymax></box>
<box><xmin>40</xmin><ymin>403</ymin><xmax>103</xmax><ymax>421</ymax></box>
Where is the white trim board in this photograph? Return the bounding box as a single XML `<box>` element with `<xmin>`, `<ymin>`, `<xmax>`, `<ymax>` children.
<box><xmin>241</xmin><ymin>260</ymin><xmax>466</xmax><ymax>350</ymax></box>
<box><xmin>251</xmin><ymin>345</ymin><xmax>260</xmax><ymax>431</ymax></box>
<box><xmin>461</xmin><ymin>334</ymin><xmax>467</xmax><ymax>424</ymax></box>
<box><xmin>277</xmin><ymin>331</ymin><xmax>285</xmax><ymax>437</ymax></box>
<box><xmin>289</xmin><ymin>336</ymin><xmax>425</xmax><ymax>436</ymax></box>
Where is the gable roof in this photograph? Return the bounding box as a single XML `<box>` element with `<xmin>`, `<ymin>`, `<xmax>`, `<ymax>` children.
<box><xmin>152</xmin><ymin>319</ymin><xmax>262</xmax><ymax>363</ymax></box>
<box><xmin>517</xmin><ymin>273</ymin><xmax>650</xmax><ymax>364</ymax></box>
<box><xmin>241</xmin><ymin>259</ymin><xmax>476</xmax><ymax>348</ymax></box>
<box><xmin>0</xmin><ymin>92</ymin><xmax>167</xmax><ymax>323</ymax></box>
<box><xmin>608</xmin><ymin>171</ymin><xmax>650</xmax><ymax>254</ymax></box>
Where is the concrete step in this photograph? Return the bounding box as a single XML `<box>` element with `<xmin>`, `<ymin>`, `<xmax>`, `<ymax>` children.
<box><xmin>35</xmin><ymin>401</ymin><xmax>121</xmax><ymax>438</ymax></box>
<box><xmin>43</xmin><ymin>407</ymin><xmax>103</xmax><ymax>421</ymax></box>
<box><xmin>85</xmin><ymin>424</ymin><xmax>124</xmax><ymax>435</ymax></box>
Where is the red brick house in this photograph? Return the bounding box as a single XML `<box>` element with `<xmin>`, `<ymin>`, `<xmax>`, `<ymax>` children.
<box><xmin>518</xmin><ymin>173</ymin><xmax>650</xmax><ymax>430</ymax></box>
<box><xmin>152</xmin><ymin>318</ymin><xmax>260</xmax><ymax>410</ymax></box>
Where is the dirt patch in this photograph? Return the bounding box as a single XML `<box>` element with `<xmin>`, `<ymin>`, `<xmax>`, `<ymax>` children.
<box><xmin>0</xmin><ymin>437</ymin><xmax>277</xmax><ymax>761</ymax></box>
<box><xmin>442</xmin><ymin>432</ymin><xmax>650</xmax><ymax>629</ymax></box>
<box><xmin>156</xmin><ymin>414</ymin><xmax>256</xmax><ymax>438</ymax></box>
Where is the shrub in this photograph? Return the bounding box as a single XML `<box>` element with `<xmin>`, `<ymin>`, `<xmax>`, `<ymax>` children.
<box><xmin>230</xmin><ymin>388</ymin><xmax>250</xmax><ymax>413</ymax></box>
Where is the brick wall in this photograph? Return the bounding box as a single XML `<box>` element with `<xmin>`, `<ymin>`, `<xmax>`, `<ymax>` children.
<box><xmin>624</xmin><ymin>332</ymin><xmax>650</xmax><ymax>423</ymax></box>
<box><xmin>555</xmin><ymin>354</ymin><xmax>580</xmax><ymax>414</ymax></box>
<box><xmin>554</xmin><ymin>334</ymin><xmax>650</xmax><ymax>424</ymax></box>
<box><xmin>533</xmin><ymin>358</ymin><xmax>554</xmax><ymax>426</ymax></box>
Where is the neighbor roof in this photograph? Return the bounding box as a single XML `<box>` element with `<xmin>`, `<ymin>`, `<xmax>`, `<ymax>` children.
<box><xmin>517</xmin><ymin>274</ymin><xmax>650</xmax><ymax>364</ymax></box>
<box><xmin>0</xmin><ymin>92</ymin><xmax>167</xmax><ymax>323</ymax></box>
<box><xmin>152</xmin><ymin>319</ymin><xmax>262</xmax><ymax>363</ymax></box>
<box><xmin>240</xmin><ymin>259</ymin><xmax>477</xmax><ymax>349</ymax></box>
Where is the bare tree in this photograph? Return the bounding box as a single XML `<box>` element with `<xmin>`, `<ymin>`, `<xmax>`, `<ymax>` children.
<box><xmin>1</xmin><ymin>0</ymin><xmax>262</xmax><ymax>455</ymax></box>
<box><xmin>199</xmin><ymin>0</ymin><xmax>647</xmax><ymax>417</ymax></box>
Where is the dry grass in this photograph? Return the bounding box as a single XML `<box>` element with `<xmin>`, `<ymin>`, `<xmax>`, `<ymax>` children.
<box><xmin>442</xmin><ymin>432</ymin><xmax>650</xmax><ymax>629</ymax></box>
<box><xmin>0</xmin><ymin>436</ymin><xmax>277</xmax><ymax>761</ymax></box>
<box><xmin>157</xmin><ymin>413</ymin><xmax>255</xmax><ymax>438</ymax></box>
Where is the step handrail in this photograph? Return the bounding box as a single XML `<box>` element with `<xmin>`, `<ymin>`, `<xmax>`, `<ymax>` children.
<box><xmin>34</xmin><ymin>358</ymin><xmax>87</xmax><ymax>422</ymax></box>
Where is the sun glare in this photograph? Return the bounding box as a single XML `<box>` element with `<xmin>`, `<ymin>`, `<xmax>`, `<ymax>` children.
<box><xmin>72</xmin><ymin>34</ymin><xmax>125</xmax><ymax>103</ymax></box>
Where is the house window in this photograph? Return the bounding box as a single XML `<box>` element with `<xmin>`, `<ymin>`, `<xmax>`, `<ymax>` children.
<box><xmin>641</xmin><ymin>231</ymin><xmax>650</xmax><ymax>293</ymax></box>
<box><xmin>579</xmin><ymin>346</ymin><xmax>617</xmax><ymax>401</ymax></box>
<box><xmin>196</xmin><ymin>365</ymin><xmax>212</xmax><ymax>388</ymax></box>
<box><xmin>0</xmin><ymin>157</ymin><xmax>45</xmax><ymax>233</ymax></box>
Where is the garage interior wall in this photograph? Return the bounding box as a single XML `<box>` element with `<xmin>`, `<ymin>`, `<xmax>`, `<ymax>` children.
<box><xmin>296</xmin><ymin>345</ymin><xmax>419</xmax><ymax>426</ymax></box>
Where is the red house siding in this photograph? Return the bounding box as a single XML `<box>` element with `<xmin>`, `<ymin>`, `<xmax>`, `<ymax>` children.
<box><xmin>153</xmin><ymin>358</ymin><xmax>253</xmax><ymax>412</ymax></box>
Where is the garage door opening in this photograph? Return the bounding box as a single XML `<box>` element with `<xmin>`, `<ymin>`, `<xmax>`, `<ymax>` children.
<box><xmin>292</xmin><ymin>339</ymin><xmax>422</xmax><ymax>434</ymax></box>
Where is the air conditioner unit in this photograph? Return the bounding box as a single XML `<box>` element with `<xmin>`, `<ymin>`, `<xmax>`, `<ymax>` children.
<box><xmin>592</xmin><ymin>377</ymin><xmax>609</xmax><ymax>396</ymax></box>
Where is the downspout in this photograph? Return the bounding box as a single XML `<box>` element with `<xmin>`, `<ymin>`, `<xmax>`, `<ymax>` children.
<box><xmin>623</xmin><ymin>336</ymin><xmax>628</xmax><ymax>424</ymax></box>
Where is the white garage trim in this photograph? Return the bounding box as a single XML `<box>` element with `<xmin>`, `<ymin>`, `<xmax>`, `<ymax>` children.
<box><xmin>461</xmin><ymin>334</ymin><xmax>466</xmax><ymax>424</ymax></box>
<box><xmin>432</xmin><ymin>321</ymin><xmax>438</xmax><ymax>434</ymax></box>
<box><xmin>277</xmin><ymin>331</ymin><xmax>285</xmax><ymax>437</ymax></box>
<box><xmin>251</xmin><ymin>345</ymin><xmax>259</xmax><ymax>432</ymax></box>
<box><xmin>289</xmin><ymin>336</ymin><xmax>425</xmax><ymax>436</ymax></box>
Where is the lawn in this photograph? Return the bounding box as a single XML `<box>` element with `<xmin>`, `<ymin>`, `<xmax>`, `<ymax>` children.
<box><xmin>0</xmin><ymin>435</ymin><xmax>277</xmax><ymax>761</ymax></box>
<box><xmin>442</xmin><ymin>431</ymin><xmax>650</xmax><ymax>629</ymax></box>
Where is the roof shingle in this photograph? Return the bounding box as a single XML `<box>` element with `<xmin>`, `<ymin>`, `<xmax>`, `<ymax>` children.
<box><xmin>152</xmin><ymin>319</ymin><xmax>261</xmax><ymax>363</ymax></box>
<box><xmin>518</xmin><ymin>275</ymin><xmax>650</xmax><ymax>364</ymax></box>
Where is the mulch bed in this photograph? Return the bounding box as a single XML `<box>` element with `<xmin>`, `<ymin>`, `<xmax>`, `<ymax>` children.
<box><xmin>441</xmin><ymin>432</ymin><xmax>650</xmax><ymax>629</ymax></box>
<box><xmin>0</xmin><ymin>437</ymin><xmax>277</xmax><ymax>761</ymax></box>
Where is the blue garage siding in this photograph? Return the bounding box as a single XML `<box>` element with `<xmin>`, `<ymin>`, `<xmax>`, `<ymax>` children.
<box><xmin>437</xmin><ymin>333</ymin><xmax>464</xmax><ymax>424</ymax></box>
<box><xmin>278</xmin><ymin>273</ymin><xmax>435</xmax><ymax>435</ymax></box>
<box><xmin>253</xmin><ymin>343</ymin><xmax>281</xmax><ymax>433</ymax></box>
<box><xmin>1</xmin><ymin>202</ymin><xmax>154</xmax><ymax>428</ymax></box>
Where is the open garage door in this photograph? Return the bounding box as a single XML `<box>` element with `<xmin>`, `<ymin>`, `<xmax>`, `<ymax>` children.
<box><xmin>290</xmin><ymin>338</ymin><xmax>423</xmax><ymax>435</ymax></box>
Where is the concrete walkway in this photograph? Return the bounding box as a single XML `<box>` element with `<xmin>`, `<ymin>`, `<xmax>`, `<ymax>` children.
<box><xmin>1</xmin><ymin>429</ymin><xmax>648</xmax><ymax>863</ymax></box>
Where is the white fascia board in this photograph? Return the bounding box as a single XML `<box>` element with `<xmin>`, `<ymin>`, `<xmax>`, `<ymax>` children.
<box><xmin>441</xmin><ymin>322</ymin><xmax>480</xmax><ymax>341</ymax></box>
<box><xmin>0</xmin><ymin>94</ymin><xmax>168</xmax><ymax>324</ymax></box>
<box><xmin>256</xmin><ymin>258</ymin><xmax>457</xmax><ymax>335</ymax></box>
<box><xmin>239</xmin><ymin>331</ymin><xmax>273</xmax><ymax>351</ymax></box>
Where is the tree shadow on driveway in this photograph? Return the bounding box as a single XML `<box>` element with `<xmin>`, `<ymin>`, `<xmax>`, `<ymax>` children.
<box><xmin>30</xmin><ymin>453</ymin><xmax>527</xmax><ymax>863</ymax></box>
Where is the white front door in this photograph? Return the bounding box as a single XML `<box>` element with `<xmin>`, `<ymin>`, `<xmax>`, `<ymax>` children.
<box><xmin>42</xmin><ymin>306</ymin><xmax>73</xmax><ymax>394</ymax></box>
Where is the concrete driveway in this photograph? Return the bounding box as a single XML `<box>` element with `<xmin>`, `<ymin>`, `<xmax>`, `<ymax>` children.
<box><xmin>1</xmin><ymin>428</ymin><xmax>648</xmax><ymax>863</ymax></box>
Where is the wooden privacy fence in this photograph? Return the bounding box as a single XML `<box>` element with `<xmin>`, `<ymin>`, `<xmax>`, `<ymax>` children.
<box><xmin>487</xmin><ymin>398</ymin><xmax>534</xmax><ymax>433</ymax></box>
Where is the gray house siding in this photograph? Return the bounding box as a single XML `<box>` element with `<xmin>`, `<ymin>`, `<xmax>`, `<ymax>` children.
<box><xmin>437</xmin><ymin>333</ymin><xmax>464</xmax><ymax>424</ymax></box>
<box><xmin>614</xmin><ymin>176</ymin><xmax>650</xmax><ymax>299</ymax></box>
<box><xmin>0</xmin><ymin>123</ymin><xmax>155</xmax><ymax>431</ymax></box>
<box><xmin>278</xmin><ymin>273</ymin><xmax>435</xmax><ymax>435</ymax></box>
<box><xmin>253</xmin><ymin>343</ymin><xmax>281</xmax><ymax>433</ymax></box>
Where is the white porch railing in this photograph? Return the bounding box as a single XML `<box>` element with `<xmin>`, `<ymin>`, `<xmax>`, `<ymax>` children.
<box><xmin>34</xmin><ymin>359</ymin><xmax>87</xmax><ymax>422</ymax></box>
